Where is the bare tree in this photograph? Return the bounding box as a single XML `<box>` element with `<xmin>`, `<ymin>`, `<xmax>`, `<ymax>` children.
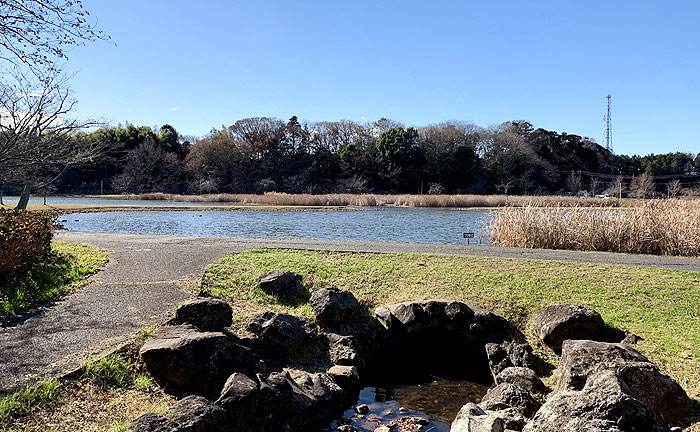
<box><xmin>589</xmin><ymin>176</ymin><xmax>602</xmax><ymax>196</ymax></box>
<box><xmin>565</xmin><ymin>171</ymin><xmax>582</xmax><ymax>195</ymax></box>
<box><xmin>629</xmin><ymin>173</ymin><xmax>656</xmax><ymax>199</ymax></box>
<box><xmin>0</xmin><ymin>0</ymin><xmax>109</xmax><ymax>72</ymax></box>
<box><xmin>666</xmin><ymin>179</ymin><xmax>682</xmax><ymax>198</ymax></box>
<box><xmin>0</xmin><ymin>67</ymin><xmax>104</xmax><ymax>209</ymax></box>
<box><xmin>603</xmin><ymin>175</ymin><xmax>626</xmax><ymax>198</ymax></box>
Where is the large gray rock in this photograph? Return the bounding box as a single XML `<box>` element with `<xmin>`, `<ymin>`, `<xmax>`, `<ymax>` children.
<box><xmin>257</xmin><ymin>270</ymin><xmax>304</xmax><ymax>299</ymax></box>
<box><xmin>310</xmin><ymin>287</ymin><xmax>361</xmax><ymax>327</ymax></box>
<box><xmin>555</xmin><ymin>339</ymin><xmax>691</xmax><ymax>425</ymax></box>
<box><xmin>523</xmin><ymin>370</ymin><xmax>656</xmax><ymax>432</ymax></box>
<box><xmin>130</xmin><ymin>413</ymin><xmax>181</xmax><ymax>432</ymax></box>
<box><xmin>480</xmin><ymin>382</ymin><xmax>540</xmax><ymax>417</ymax></box>
<box><xmin>140</xmin><ymin>325</ymin><xmax>255</xmax><ymax>397</ymax></box>
<box><xmin>173</xmin><ymin>297</ymin><xmax>233</xmax><ymax>332</ymax></box>
<box><xmin>495</xmin><ymin>367</ymin><xmax>548</xmax><ymax>395</ymax></box>
<box><xmin>168</xmin><ymin>396</ymin><xmax>228</xmax><ymax>432</ymax></box>
<box><xmin>532</xmin><ymin>304</ymin><xmax>605</xmax><ymax>353</ymax></box>
<box><xmin>246</xmin><ymin>312</ymin><xmax>317</xmax><ymax>356</ymax></box>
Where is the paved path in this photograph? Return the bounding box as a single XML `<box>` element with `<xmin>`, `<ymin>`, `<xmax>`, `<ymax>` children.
<box><xmin>2</xmin><ymin>231</ymin><xmax>699</xmax><ymax>396</ymax></box>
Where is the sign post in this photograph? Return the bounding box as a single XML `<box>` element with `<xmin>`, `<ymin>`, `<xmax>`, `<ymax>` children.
<box><xmin>463</xmin><ymin>232</ymin><xmax>475</xmax><ymax>245</ymax></box>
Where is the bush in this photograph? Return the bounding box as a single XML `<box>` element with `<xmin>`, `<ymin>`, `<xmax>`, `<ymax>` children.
<box><xmin>0</xmin><ymin>210</ymin><xmax>54</xmax><ymax>279</ymax></box>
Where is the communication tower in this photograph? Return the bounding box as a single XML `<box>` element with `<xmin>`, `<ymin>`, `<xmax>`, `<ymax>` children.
<box><xmin>604</xmin><ymin>94</ymin><xmax>612</xmax><ymax>152</ymax></box>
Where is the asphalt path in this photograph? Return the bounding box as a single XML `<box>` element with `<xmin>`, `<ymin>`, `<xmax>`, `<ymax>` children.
<box><xmin>1</xmin><ymin>230</ymin><xmax>699</xmax><ymax>396</ymax></box>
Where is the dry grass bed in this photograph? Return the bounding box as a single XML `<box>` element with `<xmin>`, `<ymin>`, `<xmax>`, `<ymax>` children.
<box><xmin>491</xmin><ymin>200</ymin><xmax>700</xmax><ymax>256</ymax></box>
<box><xmin>202</xmin><ymin>249</ymin><xmax>700</xmax><ymax>401</ymax></box>
<box><xmin>134</xmin><ymin>192</ymin><xmax>650</xmax><ymax>208</ymax></box>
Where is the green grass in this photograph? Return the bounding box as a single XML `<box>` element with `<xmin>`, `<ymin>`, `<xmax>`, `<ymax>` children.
<box><xmin>0</xmin><ymin>241</ymin><xmax>108</xmax><ymax>317</ymax></box>
<box><xmin>0</xmin><ymin>379</ymin><xmax>62</xmax><ymax>426</ymax></box>
<box><xmin>202</xmin><ymin>248</ymin><xmax>700</xmax><ymax>399</ymax></box>
<box><xmin>84</xmin><ymin>354</ymin><xmax>134</xmax><ymax>389</ymax></box>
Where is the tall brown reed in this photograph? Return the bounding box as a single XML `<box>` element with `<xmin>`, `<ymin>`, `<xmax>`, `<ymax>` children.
<box><xmin>489</xmin><ymin>200</ymin><xmax>700</xmax><ymax>256</ymax></box>
<box><xmin>133</xmin><ymin>192</ymin><xmax>644</xmax><ymax>209</ymax></box>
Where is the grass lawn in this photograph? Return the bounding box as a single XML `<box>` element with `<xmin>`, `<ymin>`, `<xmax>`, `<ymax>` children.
<box><xmin>202</xmin><ymin>248</ymin><xmax>700</xmax><ymax>400</ymax></box>
<box><xmin>0</xmin><ymin>241</ymin><xmax>108</xmax><ymax>317</ymax></box>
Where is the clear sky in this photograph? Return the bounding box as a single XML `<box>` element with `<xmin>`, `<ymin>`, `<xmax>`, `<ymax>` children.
<box><xmin>65</xmin><ymin>0</ymin><xmax>699</xmax><ymax>156</ymax></box>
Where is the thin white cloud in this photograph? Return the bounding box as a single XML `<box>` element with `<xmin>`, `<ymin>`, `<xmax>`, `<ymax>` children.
<box><xmin>169</xmin><ymin>106</ymin><xmax>180</xmax><ymax>111</ymax></box>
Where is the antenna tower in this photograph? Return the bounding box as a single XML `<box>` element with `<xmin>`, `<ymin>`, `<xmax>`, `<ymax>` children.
<box><xmin>604</xmin><ymin>94</ymin><xmax>612</xmax><ymax>152</ymax></box>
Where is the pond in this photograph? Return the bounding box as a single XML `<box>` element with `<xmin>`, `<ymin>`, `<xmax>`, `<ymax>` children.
<box><xmin>59</xmin><ymin>207</ymin><xmax>492</xmax><ymax>245</ymax></box>
<box><xmin>328</xmin><ymin>380</ymin><xmax>491</xmax><ymax>432</ymax></box>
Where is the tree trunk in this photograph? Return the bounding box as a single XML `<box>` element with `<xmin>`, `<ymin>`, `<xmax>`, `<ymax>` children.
<box><xmin>16</xmin><ymin>180</ymin><xmax>34</xmax><ymax>210</ymax></box>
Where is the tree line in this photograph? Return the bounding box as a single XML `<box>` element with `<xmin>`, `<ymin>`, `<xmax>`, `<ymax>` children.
<box><xmin>2</xmin><ymin>116</ymin><xmax>700</xmax><ymax>199</ymax></box>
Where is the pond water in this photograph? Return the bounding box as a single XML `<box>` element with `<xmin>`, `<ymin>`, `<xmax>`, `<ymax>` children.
<box><xmin>59</xmin><ymin>207</ymin><xmax>492</xmax><ymax>244</ymax></box>
<box><xmin>328</xmin><ymin>379</ymin><xmax>491</xmax><ymax>431</ymax></box>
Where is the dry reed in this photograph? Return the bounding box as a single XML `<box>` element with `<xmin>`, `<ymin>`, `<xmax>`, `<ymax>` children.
<box><xmin>132</xmin><ymin>192</ymin><xmax>646</xmax><ymax>209</ymax></box>
<box><xmin>490</xmin><ymin>199</ymin><xmax>700</xmax><ymax>256</ymax></box>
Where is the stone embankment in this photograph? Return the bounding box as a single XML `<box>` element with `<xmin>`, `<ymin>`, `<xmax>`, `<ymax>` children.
<box><xmin>131</xmin><ymin>269</ymin><xmax>692</xmax><ymax>432</ymax></box>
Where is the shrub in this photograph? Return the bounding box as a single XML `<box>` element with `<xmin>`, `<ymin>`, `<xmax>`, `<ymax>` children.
<box><xmin>0</xmin><ymin>210</ymin><xmax>54</xmax><ymax>279</ymax></box>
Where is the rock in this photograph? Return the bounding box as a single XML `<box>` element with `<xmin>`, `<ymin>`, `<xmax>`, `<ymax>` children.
<box><xmin>326</xmin><ymin>333</ymin><xmax>362</xmax><ymax>366</ymax></box>
<box><xmin>554</xmin><ymin>339</ymin><xmax>690</xmax><ymax>425</ymax></box>
<box><xmin>168</xmin><ymin>395</ymin><xmax>228</xmax><ymax>432</ymax></box>
<box><xmin>480</xmin><ymin>383</ymin><xmax>540</xmax><ymax>417</ymax></box>
<box><xmin>216</xmin><ymin>373</ymin><xmax>260</xmax><ymax>426</ymax></box>
<box><xmin>310</xmin><ymin>287</ymin><xmax>361</xmax><ymax>327</ymax></box>
<box><xmin>246</xmin><ymin>312</ymin><xmax>316</xmax><ymax>356</ymax></box>
<box><xmin>257</xmin><ymin>270</ymin><xmax>304</xmax><ymax>299</ymax></box>
<box><xmin>374</xmin><ymin>300</ymin><xmax>508</xmax><ymax>337</ymax></box>
<box><xmin>621</xmin><ymin>330</ymin><xmax>643</xmax><ymax>345</ymax></box>
<box><xmin>140</xmin><ymin>325</ymin><xmax>255</xmax><ymax>397</ymax></box>
<box><xmin>532</xmin><ymin>304</ymin><xmax>605</xmax><ymax>353</ymax></box>
<box><xmin>495</xmin><ymin>367</ymin><xmax>548</xmax><ymax>395</ymax></box>
<box><xmin>450</xmin><ymin>403</ymin><xmax>505</xmax><ymax>432</ymax></box>
<box><xmin>507</xmin><ymin>343</ymin><xmax>535</xmax><ymax>369</ymax></box>
<box><xmin>257</xmin><ymin>370</ymin><xmax>345</xmax><ymax>430</ymax></box>
<box><xmin>374</xmin><ymin>426</ymin><xmax>391</xmax><ymax>432</ymax></box>
<box><xmin>130</xmin><ymin>413</ymin><xmax>181</xmax><ymax>432</ymax></box>
<box><xmin>356</xmin><ymin>404</ymin><xmax>370</xmax><ymax>415</ymax></box>
<box><xmin>327</xmin><ymin>365</ymin><xmax>359</xmax><ymax>390</ymax></box>
<box><xmin>555</xmin><ymin>339</ymin><xmax>648</xmax><ymax>391</ymax></box>
<box><xmin>486</xmin><ymin>342</ymin><xmax>535</xmax><ymax>378</ymax></box>
<box><xmin>173</xmin><ymin>297</ymin><xmax>233</xmax><ymax>332</ymax></box>
<box><xmin>522</xmin><ymin>370</ymin><xmax>656</xmax><ymax>432</ymax></box>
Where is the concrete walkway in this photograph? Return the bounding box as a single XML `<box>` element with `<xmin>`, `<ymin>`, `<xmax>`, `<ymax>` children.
<box><xmin>1</xmin><ymin>230</ymin><xmax>699</xmax><ymax>396</ymax></box>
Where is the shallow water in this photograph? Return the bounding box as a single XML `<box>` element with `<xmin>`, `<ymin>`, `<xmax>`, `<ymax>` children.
<box><xmin>328</xmin><ymin>380</ymin><xmax>491</xmax><ymax>431</ymax></box>
<box><xmin>60</xmin><ymin>207</ymin><xmax>492</xmax><ymax>244</ymax></box>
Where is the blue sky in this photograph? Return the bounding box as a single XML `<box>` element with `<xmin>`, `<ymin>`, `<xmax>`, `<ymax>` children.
<box><xmin>66</xmin><ymin>0</ymin><xmax>699</xmax><ymax>156</ymax></box>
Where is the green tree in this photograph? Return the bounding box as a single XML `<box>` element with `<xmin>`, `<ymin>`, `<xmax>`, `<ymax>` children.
<box><xmin>376</xmin><ymin>127</ymin><xmax>424</xmax><ymax>192</ymax></box>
